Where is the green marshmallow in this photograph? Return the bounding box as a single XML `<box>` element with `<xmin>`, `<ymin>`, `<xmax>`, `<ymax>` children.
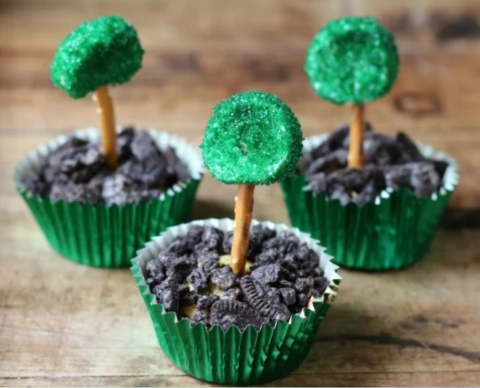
<box><xmin>51</xmin><ymin>15</ymin><xmax>144</xmax><ymax>99</ymax></box>
<box><xmin>201</xmin><ymin>91</ymin><xmax>303</xmax><ymax>185</ymax></box>
<box><xmin>305</xmin><ymin>16</ymin><xmax>399</xmax><ymax>105</ymax></box>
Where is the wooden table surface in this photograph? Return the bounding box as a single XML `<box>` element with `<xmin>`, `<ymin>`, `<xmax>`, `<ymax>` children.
<box><xmin>1</xmin><ymin>0</ymin><xmax>480</xmax><ymax>386</ymax></box>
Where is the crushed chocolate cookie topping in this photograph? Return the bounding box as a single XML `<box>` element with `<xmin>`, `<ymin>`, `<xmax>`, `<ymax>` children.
<box><xmin>302</xmin><ymin>124</ymin><xmax>448</xmax><ymax>205</ymax></box>
<box><xmin>145</xmin><ymin>225</ymin><xmax>329</xmax><ymax>330</ymax></box>
<box><xmin>22</xmin><ymin>127</ymin><xmax>190</xmax><ymax>205</ymax></box>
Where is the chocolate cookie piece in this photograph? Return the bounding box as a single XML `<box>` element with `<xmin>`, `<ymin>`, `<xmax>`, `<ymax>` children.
<box><xmin>279</xmin><ymin>257</ymin><xmax>298</xmax><ymax>279</ymax></box>
<box><xmin>201</xmin><ymin>227</ymin><xmax>223</xmax><ymax>251</ymax></box>
<box><xmin>384</xmin><ymin>165</ymin><xmax>411</xmax><ymax>190</ymax></box>
<box><xmin>153</xmin><ymin>288</ymin><xmax>180</xmax><ymax>312</ymax></box>
<box><xmin>184</xmin><ymin>225</ymin><xmax>205</xmax><ymax>249</ymax></box>
<box><xmin>163</xmin><ymin>147</ymin><xmax>191</xmax><ymax>183</ymax></box>
<box><xmin>396</xmin><ymin>132</ymin><xmax>425</xmax><ymax>162</ymax></box>
<box><xmin>165</xmin><ymin>256</ymin><xmax>197</xmax><ymax>278</ymax></box>
<box><xmin>279</xmin><ymin>288</ymin><xmax>296</xmax><ymax>306</ymax></box>
<box><xmin>316</xmin><ymin>165</ymin><xmax>386</xmax><ymax>204</ymax></box>
<box><xmin>211</xmin><ymin>266</ymin><xmax>238</xmax><ymax>291</ymax></box>
<box><xmin>432</xmin><ymin>160</ymin><xmax>449</xmax><ymax>179</ymax></box>
<box><xmin>328</xmin><ymin>166</ymin><xmax>379</xmax><ymax>193</ymax></box>
<box><xmin>130</xmin><ymin>131</ymin><xmax>159</xmax><ymax>161</ymax></box>
<box><xmin>152</xmin><ymin>271</ymin><xmax>186</xmax><ymax>313</ymax></box>
<box><xmin>187</xmin><ymin>267</ymin><xmax>209</xmax><ymax>292</ymax></box>
<box><xmin>292</xmin><ymin>244</ymin><xmax>319</xmax><ymax>269</ymax></box>
<box><xmin>314</xmin><ymin>276</ymin><xmax>329</xmax><ymax>294</ymax></box>
<box><xmin>211</xmin><ymin>300</ymin><xmax>266</xmax><ymax>331</ymax></box>
<box><xmin>156</xmin><ymin>250</ymin><xmax>178</xmax><ymax>265</ymax></box>
<box><xmin>181</xmin><ymin>291</ymin><xmax>199</xmax><ymax>307</ymax></box>
<box><xmin>45</xmin><ymin>139</ymin><xmax>105</xmax><ymax>187</ymax></box>
<box><xmin>22</xmin><ymin>171</ymin><xmax>49</xmax><ymax>197</ymax></box>
<box><xmin>117</xmin><ymin>126</ymin><xmax>135</xmax><ymax>162</ymax></box>
<box><xmin>240</xmin><ymin>276</ymin><xmax>291</xmax><ymax>322</ymax></box>
<box><xmin>221</xmin><ymin>288</ymin><xmax>243</xmax><ymax>301</ymax></box>
<box><xmin>262</xmin><ymin>233</ymin><xmax>299</xmax><ymax>256</ymax></box>
<box><xmin>157</xmin><ymin>273</ymin><xmax>182</xmax><ymax>291</ymax></box>
<box><xmin>248</xmin><ymin>225</ymin><xmax>277</xmax><ymax>258</ymax></box>
<box><xmin>120</xmin><ymin>155</ymin><xmax>167</xmax><ymax>188</ymax></box>
<box><xmin>308</xmin><ymin>125</ymin><xmax>349</xmax><ymax>161</ymax></box>
<box><xmin>191</xmin><ymin>309</ymin><xmax>209</xmax><ymax>326</ymax></box>
<box><xmin>50</xmin><ymin>181</ymin><xmax>103</xmax><ymax>204</ymax></box>
<box><xmin>195</xmin><ymin>250</ymin><xmax>220</xmax><ymax>265</ymax></box>
<box><xmin>200</xmin><ymin>257</ymin><xmax>220</xmax><ymax>276</ymax></box>
<box><xmin>101</xmin><ymin>174</ymin><xmax>134</xmax><ymax>205</ymax></box>
<box><xmin>49</xmin><ymin>138</ymin><xmax>101</xmax><ymax>174</ymax></box>
<box><xmin>254</xmin><ymin>248</ymin><xmax>280</xmax><ymax>266</ymax></box>
<box><xmin>306</xmin><ymin>123</ymin><xmax>367</xmax><ymax>165</ymax></box>
<box><xmin>295</xmin><ymin>277</ymin><xmax>315</xmax><ymax>294</ymax></box>
<box><xmin>221</xmin><ymin>231</ymin><xmax>233</xmax><ymax>254</ymax></box>
<box><xmin>305</xmin><ymin>149</ymin><xmax>347</xmax><ymax>176</ymax></box>
<box><xmin>252</xmin><ymin>225</ymin><xmax>277</xmax><ymax>243</ymax></box>
<box><xmin>308</xmin><ymin>172</ymin><xmax>328</xmax><ymax>194</ymax></box>
<box><xmin>364</xmin><ymin>133</ymin><xmax>403</xmax><ymax>166</ymax></box>
<box><xmin>197</xmin><ymin>294</ymin><xmax>220</xmax><ymax>310</ymax></box>
<box><xmin>385</xmin><ymin>162</ymin><xmax>441</xmax><ymax>198</ymax></box>
<box><xmin>297</xmin><ymin>293</ymin><xmax>309</xmax><ymax>308</ymax></box>
<box><xmin>146</xmin><ymin>258</ymin><xmax>165</xmax><ymax>278</ymax></box>
<box><xmin>145</xmin><ymin>273</ymin><xmax>165</xmax><ymax>288</ymax></box>
<box><xmin>329</xmin><ymin>188</ymin><xmax>351</xmax><ymax>206</ymax></box>
<box><xmin>165</xmin><ymin>238</ymin><xmax>190</xmax><ymax>256</ymax></box>
<box><xmin>353</xmin><ymin>168</ymin><xmax>386</xmax><ymax>205</ymax></box>
<box><xmin>409</xmin><ymin>162</ymin><xmax>441</xmax><ymax>198</ymax></box>
<box><xmin>354</xmin><ymin>180</ymin><xmax>381</xmax><ymax>205</ymax></box>
<box><xmin>251</xmin><ymin>263</ymin><xmax>282</xmax><ymax>285</ymax></box>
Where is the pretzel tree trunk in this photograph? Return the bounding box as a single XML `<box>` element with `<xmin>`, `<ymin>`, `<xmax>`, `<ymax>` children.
<box><xmin>94</xmin><ymin>85</ymin><xmax>118</xmax><ymax>169</ymax></box>
<box><xmin>348</xmin><ymin>103</ymin><xmax>365</xmax><ymax>169</ymax></box>
<box><xmin>230</xmin><ymin>184</ymin><xmax>255</xmax><ymax>275</ymax></box>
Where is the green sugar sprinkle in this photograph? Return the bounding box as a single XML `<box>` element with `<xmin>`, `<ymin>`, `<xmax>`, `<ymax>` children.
<box><xmin>51</xmin><ymin>15</ymin><xmax>144</xmax><ymax>99</ymax></box>
<box><xmin>305</xmin><ymin>16</ymin><xmax>399</xmax><ymax>105</ymax></box>
<box><xmin>201</xmin><ymin>90</ymin><xmax>303</xmax><ymax>186</ymax></box>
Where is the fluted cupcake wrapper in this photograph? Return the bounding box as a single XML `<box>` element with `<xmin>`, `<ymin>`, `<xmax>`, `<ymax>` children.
<box><xmin>14</xmin><ymin>127</ymin><xmax>203</xmax><ymax>268</ymax></box>
<box><xmin>131</xmin><ymin>218</ymin><xmax>341</xmax><ymax>385</ymax></box>
<box><xmin>281</xmin><ymin>135</ymin><xmax>459</xmax><ymax>271</ymax></box>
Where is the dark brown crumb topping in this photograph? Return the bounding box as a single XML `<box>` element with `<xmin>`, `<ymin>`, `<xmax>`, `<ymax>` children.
<box><xmin>302</xmin><ymin>123</ymin><xmax>449</xmax><ymax>205</ymax></box>
<box><xmin>145</xmin><ymin>225</ymin><xmax>329</xmax><ymax>331</ymax></box>
<box><xmin>22</xmin><ymin>127</ymin><xmax>191</xmax><ymax>205</ymax></box>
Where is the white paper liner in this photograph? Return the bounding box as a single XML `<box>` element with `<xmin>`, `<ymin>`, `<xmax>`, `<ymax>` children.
<box><xmin>132</xmin><ymin>218</ymin><xmax>341</xmax><ymax>330</ymax></box>
<box><xmin>302</xmin><ymin>133</ymin><xmax>459</xmax><ymax>204</ymax></box>
<box><xmin>14</xmin><ymin>126</ymin><xmax>204</xmax><ymax>203</ymax></box>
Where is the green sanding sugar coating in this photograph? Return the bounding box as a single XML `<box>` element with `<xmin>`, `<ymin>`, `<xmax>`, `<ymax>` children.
<box><xmin>51</xmin><ymin>15</ymin><xmax>144</xmax><ymax>99</ymax></box>
<box><xmin>201</xmin><ymin>91</ymin><xmax>303</xmax><ymax>185</ymax></box>
<box><xmin>305</xmin><ymin>17</ymin><xmax>399</xmax><ymax>105</ymax></box>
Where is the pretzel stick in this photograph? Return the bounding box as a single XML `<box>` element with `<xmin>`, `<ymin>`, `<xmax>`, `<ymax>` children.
<box><xmin>94</xmin><ymin>85</ymin><xmax>117</xmax><ymax>169</ymax></box>
<box><xmin>230</xmin><ymin>184</ymin><xmax>255</xmax><ymax>275</ymax></box>
<box><xmin>348</xmin><ymin>103</ymin><xmax>365</xmax><ymax>169</ymax></box>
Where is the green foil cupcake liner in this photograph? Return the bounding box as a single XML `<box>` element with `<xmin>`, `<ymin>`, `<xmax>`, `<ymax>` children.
<box><xmin>131</xmin><ymin>218</ymin><xmax>341</xmax><ymax>385</ymax></box>
<box><xmin>14</xmin><ymin>127</ymin><xmax>203</xmax><ymax>268</ymax></box>
<box><xmin>281</xmin><ymin>134</ymin><xmax>459</xmax><ymax>271</ymax></box>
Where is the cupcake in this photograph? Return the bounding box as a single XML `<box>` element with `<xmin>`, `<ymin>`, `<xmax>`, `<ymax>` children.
<box><xmin>131</xmin><ymin>91</ymin><xmax>341</xmax><ymax>385</ymax></box>
<box><xmin>14</xmin><ymin>16</ymin><xmax>203</xmax><ymax>267</ymax></box>
<box><xmin>281</xmin><ymin>17</ymin><xmax>458</xmax><ymax>270</ymax></box>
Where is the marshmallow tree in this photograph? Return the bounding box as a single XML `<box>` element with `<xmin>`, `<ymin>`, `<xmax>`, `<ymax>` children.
<box><xmin>305</xmin><ymin>17</ymin><xmax>399</xmax><ymax>168</ymax></box>
<box><xmin>201</xmin><ymin>91</ymin><xmax>303</xmax><ymax>275</ymax></box>
<box><xmin>51</xmin><ymin>15</ymin><xmax>144</xmax><ymax>169</ymax></box>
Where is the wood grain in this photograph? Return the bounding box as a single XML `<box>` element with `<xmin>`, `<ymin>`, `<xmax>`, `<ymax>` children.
<box><xmin>1</xmin><ymin>0</ymin><xmax>480</xmax><ymax>387</ymax></box>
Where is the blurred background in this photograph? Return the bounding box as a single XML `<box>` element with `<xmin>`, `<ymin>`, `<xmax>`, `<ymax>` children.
<box><xmin>1</xmin><ymin>1</ymin><xmax>480</xmax><ymax>386</ymax></box>
<box><xmin>1</xmin><ymin>0</ymin><xmax>479</xmax><ymax>223</ymax></box>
